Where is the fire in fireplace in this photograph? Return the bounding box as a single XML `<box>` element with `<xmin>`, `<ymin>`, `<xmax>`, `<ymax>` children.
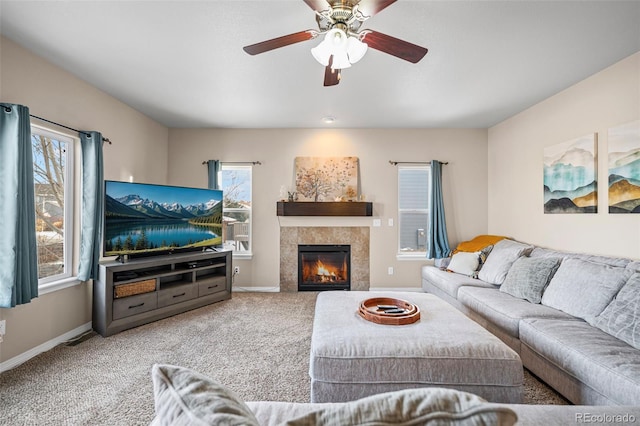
<box><xmin>298</xmin><ymin>244</ymin><xmax>350</xmax><ymax>291</ymax></box>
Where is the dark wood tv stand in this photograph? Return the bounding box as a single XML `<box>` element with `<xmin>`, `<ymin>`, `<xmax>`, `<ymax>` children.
<box><xmin>93</xmin><ymin>250</ymin><xmax>232</xmax><ymax>337</ymax></box>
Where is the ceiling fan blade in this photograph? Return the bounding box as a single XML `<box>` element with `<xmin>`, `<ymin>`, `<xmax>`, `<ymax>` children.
<box><xmin>323</xmin><ymin>56</ymin><xmax>341</xmax><ymax>86</ymax></box>
<box><xmin>303</xmin><ymin>0</ymin><xmax>331</xmax><ymax>12</ymax></box>
<box><xmin>355</xmin><ymin>0</ymin><xmax>397</xmax><ymax>18</ymax></box>
<box><xmin>361</xmin><ymin>30</ymin><xmax>428</xmax><ymax>63</ymax></box>
<box><xmin>243</xmin><ymin>30</ymin><xmax>317</xmax><ymax>55</ymax></box>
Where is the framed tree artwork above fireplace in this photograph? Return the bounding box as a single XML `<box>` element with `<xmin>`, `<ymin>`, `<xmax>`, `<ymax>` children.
<box><xmin>294</xmin><ymin>156</ymin><xmax>359</xmax><ymax>202</ymax></box>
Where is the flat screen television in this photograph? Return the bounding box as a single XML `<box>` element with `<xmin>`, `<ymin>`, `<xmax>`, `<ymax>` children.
<box><xmin>104</xmin><ymin>180</ymin><xmax>223</xmax><ymax>258</ymax></box>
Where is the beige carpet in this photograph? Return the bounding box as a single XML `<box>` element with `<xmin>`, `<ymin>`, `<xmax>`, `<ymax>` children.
<box><xmin>0</xmin><ymin>292</ymin><xmax>567</xmax><ymax>425</ymax></box>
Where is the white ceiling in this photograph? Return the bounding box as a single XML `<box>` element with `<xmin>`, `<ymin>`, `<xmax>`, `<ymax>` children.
<box><xmin>1</xmin><ymin>1</ymin><xmax>639</xmax><ymax>129</ymax></box>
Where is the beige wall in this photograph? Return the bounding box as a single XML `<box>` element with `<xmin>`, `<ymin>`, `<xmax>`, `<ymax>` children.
<box><xmin>488</xmin><ymin>52</ymin><xmax>640</xmax><ymax>258</ymax></box>
<box><xmin>0</xmin><ymin>36</ymin><xmax>169</xmax><ymax>363</ymax></box>
<box><xmin>168</xmin><ymin>128</ymin><xmax>489</xmax><ymax>290</ymax></box>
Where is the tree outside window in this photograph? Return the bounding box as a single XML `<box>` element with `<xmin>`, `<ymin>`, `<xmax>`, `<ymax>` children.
<box><xmin>31</xmin><ymin>127</ymin><xmax>74</xmax><ymax>282</ymax></box>
<box><xmin>221</xmin><ymin>165</ymin><xmax>252</xmax><ymax>253</ymax></box>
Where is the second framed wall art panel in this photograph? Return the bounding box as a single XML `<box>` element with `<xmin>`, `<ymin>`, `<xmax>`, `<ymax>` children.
<box><xmin>608</xmin><ymin>119</ymin><xmax>640</xmax><ymax>213</ymax></box>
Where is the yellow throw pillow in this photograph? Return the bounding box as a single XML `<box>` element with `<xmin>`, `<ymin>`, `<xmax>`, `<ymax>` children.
<box><xmin>453</xmin><ymin>235</ymin><xmax>508</xmax><ymax>254</ymax></box>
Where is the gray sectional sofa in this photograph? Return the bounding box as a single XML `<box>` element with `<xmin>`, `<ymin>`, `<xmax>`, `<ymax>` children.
<box><xmin>422</xmin><ymin>238</ymin><xmax>640</xmax><ymax>406</ymax></box>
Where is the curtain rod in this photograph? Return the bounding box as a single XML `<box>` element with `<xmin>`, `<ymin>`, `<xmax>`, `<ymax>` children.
<box><xmin>201</xmin><ymin>161</ymin><xmax>262</xmax><ymax>165</ymax></box>
<box><xmin>389</xmin><ymin>161</ymin><xmax>448</xmax><ymax>165</ymax></box>
<box><xmin>30</xmin><ymin>114</ymin><xmax>112</xmax><ymax>144</ymax></box>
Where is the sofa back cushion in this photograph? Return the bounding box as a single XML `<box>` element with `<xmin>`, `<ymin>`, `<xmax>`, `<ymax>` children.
<box><xmin>284</xmin><ymin>387</ymin><xmax>517</xmax><ymax>426</ymax></box>
<box><xmin>541</xmin><ymin>258</ymin><xmax>633</xmax><ymax>323</ymax></box>
<box><xmin>594</xmin><ymin>273</ymin><xmax>640</xmax><ymax>349</ymax></box>
<box><xmin>499</xmin><ymin>256</ymin><xmax>560</xmax><ymax>304</ymax></box>
<box><xmin>530</xmin><ymin>246</ymin><xmax>631</xmax><ymax>269</ymax></box>
<box><xmin>478</xmin><ymin>239</ymin><xmax>533</xmax><ymax>285</ymax></box>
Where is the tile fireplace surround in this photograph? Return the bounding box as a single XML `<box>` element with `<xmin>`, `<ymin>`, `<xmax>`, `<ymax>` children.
<box><xmin>280</xmin><ymin>226</ymin><xmax>370</xmax><ymax>292</ymax></box>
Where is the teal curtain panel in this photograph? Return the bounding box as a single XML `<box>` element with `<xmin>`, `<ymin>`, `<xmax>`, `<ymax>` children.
<box><xmin>77</xmin><ymin>131</ymin><xmax>104</xmax><ymax>281</ymax></box>
<box><xmin>426</xmin><ymin>160</ymin><xmax>451</xmax><ymax>259</ymax></box>
<box><xmin>0</xmin><ymin>103</ymin><xmax>38</xmax><ymax>307</ymax></box>
<box><xmin>207</xmin><ymin>159</ymin><xmax>220</xmax><ymax>189</ymax></box>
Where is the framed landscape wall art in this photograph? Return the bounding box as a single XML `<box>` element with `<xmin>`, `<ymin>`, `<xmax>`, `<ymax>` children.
<box><xmin>608</xmin><ymin>119</ymin><xmax>640</xmax><ymax>213</ymax></box>
<box><xmin>543</xmin><ymin>133</ymin><xmax>598</xmax><ymax>214</ymax></box>
<box><xmin>294</xmin><ymin>156</ymin><xmax>359</xmax><ymax>201</ymax></box>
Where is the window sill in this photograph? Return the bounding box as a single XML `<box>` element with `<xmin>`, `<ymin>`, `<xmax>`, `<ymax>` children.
<box><xmin>232</xmin><ymin>252</ymin><xmax>253</xmax><ymax>260</ymax></box>
<box><xmin>396</xmin><ymin>253</ymin><xmax>428</xmax><ymax>261</ymax></box>
<box><xmin>39</xmin><ymin>276</ymin><xmax>83</xmax><ymax>296</ymax></box>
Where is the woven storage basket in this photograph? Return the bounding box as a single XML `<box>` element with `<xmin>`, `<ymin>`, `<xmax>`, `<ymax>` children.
<box><xmin>114</xmin><ymin>279</ymin><xmax>156</xmax><ymax>299</ymax></box>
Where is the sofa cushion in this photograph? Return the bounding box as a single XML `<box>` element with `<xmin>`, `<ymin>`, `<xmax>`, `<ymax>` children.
<box><xmin>541</xmin><ymin>258</ymin><xmax>633</xmax><ymax>324</ymax></box>
<box><xmin>594</xmin><ymin>272</ymin><xmax>640</xmax><ymax>350</ymax></box>
<box><xmin>447</xmin><ymin>251</ymin><xmax>481</xmax><ymax>277</ymax></box>
<box><xmin>150</xmin><ymin>363</ymin><xmax>260</xmax><ymax>426</ymax></box>
<box><xmin>478</xmin><ymin>239</ymin><xmax>534</xmax><ymax>285</ymax></box>
<box><xmin>422</xmin><ymin>266</ymin><xmax>495</xmax><ymax>299</ymax></box>
<box><xmin>519</xmin><ymin>318</ymin><xmax>640</xmax><ymax>406</ymax></box>
<box><xmin>499</xmin><ymin>256</ymin><xmax>560</xmax><ymax>304</ymax></box>
<box><xmin>283</xmin><ymin>387</ymin><xmax>517</xmax><ymax>426</ymax></box>
<box><xmin>529</xmin><ymin>246</ymin><xmax>632</xmax><ymax>268</ymax></box>
<box><xmin>458</xmin><ymin>286</ymin><xmax>575</xmax><ymax>338</ymax></box>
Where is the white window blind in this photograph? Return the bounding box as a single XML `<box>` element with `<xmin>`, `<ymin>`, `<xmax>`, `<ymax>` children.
<box><xmin>398</xmin><ymin>164</ymin><xmax>430</xmax><ymax>254</ymax></box>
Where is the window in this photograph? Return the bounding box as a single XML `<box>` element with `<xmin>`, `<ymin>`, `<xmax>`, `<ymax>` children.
<box><xmin>220</xmin><ymin>165</ymin><xmax>252</xmax><ymax>255</ymax></box>
<box><xmin>398</xmin><ymin>164</ymin><xmax>430</xmax><ymax>256</ymax></box>
<box><xmin>31</xmin><ymin>126</ymin><xmax>75</xmax><ymax>284</ymax></box>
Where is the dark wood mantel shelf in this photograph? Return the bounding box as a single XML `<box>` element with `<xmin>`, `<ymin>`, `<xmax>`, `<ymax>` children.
<box><xmin>276</xmin><ymin>201</ymin><xmax>373</xmax><ymax>217</ymax></box>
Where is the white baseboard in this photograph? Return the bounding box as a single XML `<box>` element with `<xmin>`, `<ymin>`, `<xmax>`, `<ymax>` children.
<box><xmin>0</xmin><ymin>322</ymin><xmax>92</xmax><ymax>373</ymax></box>
<box><xmin>368</xmin><ymin>287</ymin><xmax>423</xmax><ymax>292</ymax></box>
<box><xmin>232</xmin><ymin>287</ymin><xmax>422</xmax><ymax>293</ymax></box>
<box><xmin>233</xmin><ymin>286</ymin><xmax>280</xmax><ymax>292</ymax></box>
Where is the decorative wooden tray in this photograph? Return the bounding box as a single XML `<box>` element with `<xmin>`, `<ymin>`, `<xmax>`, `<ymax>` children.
<box><xmin>358</xmin><ymin>297</ymin><xmax>421</xmax><ymax>325</ymax></box>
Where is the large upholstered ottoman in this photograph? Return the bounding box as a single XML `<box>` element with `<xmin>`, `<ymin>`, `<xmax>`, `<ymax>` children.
<box><xmin>310</xmin><ymin>291</ymin><xmax>523</xmax><ymax>403</ymax></box>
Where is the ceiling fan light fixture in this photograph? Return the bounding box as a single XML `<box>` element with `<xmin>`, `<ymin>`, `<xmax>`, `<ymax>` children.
<box><xmin>312</xmin><ymin>28</ymin><xmax>361</xmax><ymax>68</ymax></box>
<box><xmin>311</xmin><ymin>42</ymin><xmax>332</xmax><ymax>66</ymax></box>
<box><xmin>331</xmin><ymin>50</ymin><xmax>351</xmax><ymax>70</ymax></box>
<box><xmin>346</xmin><ymin>36</ymin><xmax>367</xmax><ymax>64</ymax></box>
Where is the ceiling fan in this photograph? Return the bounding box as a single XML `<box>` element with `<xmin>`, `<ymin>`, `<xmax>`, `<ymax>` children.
<box><xmin>243</xmin><ymin>0</ymin><xmax>428</xmax><ymax>86</ymax></box>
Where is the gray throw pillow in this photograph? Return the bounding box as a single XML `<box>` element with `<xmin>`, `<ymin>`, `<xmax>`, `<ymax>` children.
<box><xmin>477</xmin><ymin>239</ymin><xmax>534</xmax><ymax>285</ymax></box>
<box><xmin>594</xmin><ymin>273</ymin><xmax>640</xmax><ymax>349</ymax></box>
<box><xmin>541</xmin><ymin>258</ymin><xmax>633</xmax><ymax>324</ymax></box>
<box><xmin>500</xmin><ymin>256</ymin><xmax>560</xmax><ymax>304</ymax></box>
<box><xmin>283</xmin><ymin>387</ymin><xmax>517</xmax><ymax>426</ymax></box>
<box><xmin>150</xmin><ymin>364</ymin><xmax>260</xmax><ymax>426</ymax></box>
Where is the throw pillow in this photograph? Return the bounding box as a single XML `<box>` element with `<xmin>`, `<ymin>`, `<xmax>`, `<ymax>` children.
<box><xmin>447</xmin><ymin>251</ymin><xmax>481</xmax><ymax>277</ymax></box>
<box><xmin>500</xmin><ymin>256</ymin><xmax>560</xmax><ymax>304</ymax></box>
<box><xmin>477</xmin><ymin>239</ymin><xmax>534</xmax><ymax>285</ymax></box>
<box><xmin>284</xmin><ymin>387</ymin><xmax>517</xmax><ymax>426</ymax></box>
<box><xmin>594</xmin><ymin>272</ymin><xmax>640</xmax><ymax>350</ymax></box>
<box><xmin>150</xmin><ymin>364</ymin><xmax>260</xmax><ymax>426</ymax></box>
<box><xmin>541</xmin><ymin>258</ymin><xmax>633</xmax><ymax>324</ymax></box>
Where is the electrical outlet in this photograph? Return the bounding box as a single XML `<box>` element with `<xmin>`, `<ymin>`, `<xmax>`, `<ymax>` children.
<box><xmin>234</xmin><ymin>266</ymin><xmax>240</xmax><ymax>275</ymax></box>
<box><xmin>0</xmin><ymin>319</ymin><xmax>5</xmax><ymax>335</ymax></box>
<box><xmin>388</xmin><ymin>267</ymin><xmax>394</xmax><ymax>275</ymax></box>
<box><xmin>388</xmin><ymin>218</ymin><xmax>394</xmax><ymax>227</ymax></box>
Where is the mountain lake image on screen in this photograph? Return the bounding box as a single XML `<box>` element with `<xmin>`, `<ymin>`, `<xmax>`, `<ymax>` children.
<box><xmin>104</xmin><ymin>180</ymin><xmax>223</xmax><ymax>257</ymax></box>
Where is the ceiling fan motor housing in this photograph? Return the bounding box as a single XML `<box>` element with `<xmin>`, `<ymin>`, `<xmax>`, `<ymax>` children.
<box><xmin>317</xmin><ymin>5</ymin><xmax>365</xmax><ymax>34</ymax></box>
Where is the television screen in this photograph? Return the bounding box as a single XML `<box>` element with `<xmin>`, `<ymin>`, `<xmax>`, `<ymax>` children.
<box><xmin>104</xmin><ymin>180</ymin><xmax>223</xmax><ymax>257</ymax></box>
